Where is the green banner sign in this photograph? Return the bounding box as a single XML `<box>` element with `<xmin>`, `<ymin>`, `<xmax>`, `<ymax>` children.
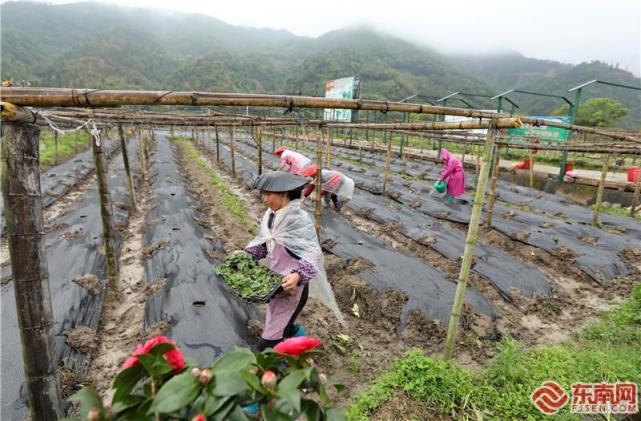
<box><xmin>508</xmin><ymin>116</ymin><xmax>571</xmax><ymax>142</ymax></box>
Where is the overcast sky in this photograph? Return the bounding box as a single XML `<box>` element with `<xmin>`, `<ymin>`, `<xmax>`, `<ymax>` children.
<box><xmin>20</xmin><ymin>0</ymin><xmax>641</xmax><ymax>76</ymax></box>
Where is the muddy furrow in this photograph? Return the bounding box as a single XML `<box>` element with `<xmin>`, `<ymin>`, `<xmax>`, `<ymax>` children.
<box><xmin>1</xmin><ymin>137</ymin><xmax>139</xmax><ymax>420</ymax></box>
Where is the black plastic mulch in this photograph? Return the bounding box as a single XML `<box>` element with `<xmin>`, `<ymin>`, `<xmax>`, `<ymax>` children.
<box><xmin>142</xmin><ymin>134</ymin><xmax>260</xmax><ymax>366</ymax></box>
<box><xmin>1</xmin><ymin>138</ymin><xmax>138</xmax><ymax>419</ymax></box>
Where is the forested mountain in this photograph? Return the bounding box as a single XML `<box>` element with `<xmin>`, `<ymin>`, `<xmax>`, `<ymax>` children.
<box><xmin>2</xmin><ymin>1</ymin><xmax>639</xmax><ymax>127</ymax></box>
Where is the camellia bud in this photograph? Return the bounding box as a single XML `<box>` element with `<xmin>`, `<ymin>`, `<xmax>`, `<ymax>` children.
<box><xmin>87</xmin><ymin>407</ymin><xmax>100</xmax><ymax>421</ymax></box>
<box><xmin>249</xmin><ymin>366</ymin><xmax>259</xmax><ymax>375</ymax></box>
<box><xmin>319</xmin><ymin>373</ymin><xmax>327</xmax><ymax>383</ymax></box>
<box><xmin>191</xmin><ymin>367</ymin><xmax>202</xmax><ymax>377</ymax></box>
<box><xmin>192</xmin><ymin>414</ymin><xmax>206</xmax><ymax>421</ymax></box>
<box><xmin>261</xmin><ymin>370</ymin><xmax>277</xmax><ymax>388</ymax></box>
<box><xmin>198</xmin><ymin>368</ymin><xmax>212</xmax><ymax>385</ymax></box>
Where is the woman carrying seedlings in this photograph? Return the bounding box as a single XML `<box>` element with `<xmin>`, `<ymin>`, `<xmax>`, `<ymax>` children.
<box><xmin>274</xmin><ymin>146</ymin><xmax>312</xmax><ymax>175</ymax></box>
<box><xmin>437</xmin><ymin>148</ymin><xmax>465</xmax><ymax>203</ymax></box>
<box><xmin>243</xmin><ymin>171</ymin><xmax>324</xmax><ymax>351</ymax></box>
<box><xmin>299</xmin><ymin>165</ymin><xmax>354</xmax><ymax>212</ymax></box>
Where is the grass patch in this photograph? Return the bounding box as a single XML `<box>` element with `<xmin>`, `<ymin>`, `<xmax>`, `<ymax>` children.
<box><xmin>167</xmin><ymin>135</ymin><xmax>192</xmax><ymax>141</ymax></box>
<box><xmin>597</xmin><ymin>204</ymin><xmax>641</xmax><ymax>221</ymax></box>
<box><xmin>175</xmin><ymin>139</ymin><xmax>258</xmax><ymax>235</ymax></box>
<box><xmin>39</xmin><ymin>130</ymin><xmax>91</xmax><ymax>168</ymax></box>
<box><xmin>347</xmin><ymin>283</ymin><xmax>641</xmax><ymax>420</ymax></box>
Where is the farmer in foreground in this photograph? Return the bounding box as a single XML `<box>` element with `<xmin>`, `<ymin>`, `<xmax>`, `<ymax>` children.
<box><xmin>243</xmin><ymin>171</ymin><xmax>324</xmax><ymax>351</ymax></box>
<box><xmin>300</xmin><ymin>165</ymin><xmax>355</xmax><ymax>212</ymax></box>
<box><xmin>274</xmin><ymin>146</ymin><xmax>312</xmax><ymax>174</ymax></box>
<box><xmin>438</xmin><ymin>148</ymin><xmax>465</xmax><ymax>203</ymax></box>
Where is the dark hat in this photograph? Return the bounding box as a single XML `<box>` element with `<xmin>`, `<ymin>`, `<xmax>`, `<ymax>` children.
<box><xmin>252</xmin><ymin>171</ymin><xmax>309</xmax><ymax>192</ymax></box>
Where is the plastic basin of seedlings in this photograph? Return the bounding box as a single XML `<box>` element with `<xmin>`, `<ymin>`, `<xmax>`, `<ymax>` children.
<box><xmin>215</xmin><ymin>251</ymin><xmax>283</xmax><ymax>303</ymax></box>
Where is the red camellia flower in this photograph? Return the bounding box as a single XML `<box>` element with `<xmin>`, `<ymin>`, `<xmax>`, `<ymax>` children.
<box><xmin>273</xmin><ymin>336</ymin><xmax>321</xmax><ymax>357</ymax></box>
<box><xmin>192</xmin><ymin>414</ymin><xmax>206</xmax><ymax>421</ymax></box>
<box><xmin>122</xmin><ymin>335</ymin><xmax>185</xmax><ymax>371</ymax></box>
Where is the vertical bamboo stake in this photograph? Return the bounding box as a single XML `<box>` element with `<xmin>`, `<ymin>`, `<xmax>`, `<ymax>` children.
<box><xmin>475</xmin><ymin>144</ymin><xmax>481</xmax><ymax>181</ymax></box>
<box><xmin>325</xmin><ymin>127</ymin><xmax>332</xmax><ymax>168</ymax></box>
<box><xmin>592</xmin><ymin>153</ymin><xmax>611</xmax><ymax>226</ymax></box>
<box><xmin>631</xmin><ymin>172</ymin><xmax>641</xmax><ymax>216</ymax></box>
<box><xmin>382</xmin><ymin>131</ymin><xmax>393</xmax><ymax>195</ymax></box>
<box><xmin>444</xmin><ymin>122</ymin><xmax>498</xmax><ymax>360</ymax></box>
<box><xmin>2</xmin><ymin>121</ymin><xmax>64</xmax><ymax>420</ymax></box>
<box><xmin>315</xmin><ymin>126</ymin><xmax>323</xmax><ymax>239</ymax></box>
<box><xmin>74</xmin><ymin>130</ymin><xmax>79</xmax><ymax>153</ymax></box>
<box><xmin>54</xmin><ymin>130</ymin><xmax>59</xmax><ymax>165</ymax></box>
<box><xmin>485</xmin><ymin>146</ymin><xmax>501</xmax><ymax>230</ymax></box>
<box><xmin>138</xmin><ymin>129</ymin><xmax>147</xmax><ymax>182</ymax></box>
<box><xmin>295</xmin><ymin>125</ymin><xmax>299</xmax><ymax>151</ymax></box>
<box><xmin>118</xmin><ymin>124</ymin><xmax>137</xmax><ymax>211</ymax></box>
<box><xmin>271</xmin><ymin>126</ymin><xmax>276</xmax><ymax>153</ymax></box>
<box><xmin>257</xmin><ymin>124</ymin><xmax>263</xmax><ymax>176</ymax></box>
<box><xmin>215</xmin><ymin>126</ymin><xmax>220</xmax><ymax>162</ymax></box>
<box><xmin>461</xmin><ymin>146</ymin><xmax>466</xmax><ymax>168</ymax></box>
<box><xmin>230</xmin><ymin>126</ymin><xmax>236</xmax><ymax>177</ymax></box>
<box><xmin>91</xmin><ymin>130</ymin><xmax>119</xmax><ymax>289</ymax></box>
<box><xmin>528</xmin><ymin>150</ymin><xmax>534</xmax><ymax>188</ymax></box>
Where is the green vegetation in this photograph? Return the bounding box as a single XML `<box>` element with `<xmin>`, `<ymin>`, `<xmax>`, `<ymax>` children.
<box><xmin>39</xmin><ymin>130</ymin><xmax>90</xmax><ymax>168</ymax></box>
<box><xmin>216</xmin><ymin>251</ymin><xmax>281</xmax><ymax>300</ymax></box>
<box><xmin>554</xmin><ymin>97</ymin><xmax>629</xmax><ymax>127</ymax></box>
<box><xmin>596</xmin><ymin>204</ymin><xmax>641</xmax><ymax>221</ymax></box>
<box><xmin>347</xmin><ymin>283</ymin><xmax>641</xmax><ymax>420</ymax></box>
<box><xmin>167</xmin><ymin>135</ymin><xmax>192</xmax><ymax>141</ymax></box>
<box><xmin>176</xmin><ymin>139</ymin><xmax>257</xmax><ymax>234</ymax></box>
<box><xmin>3</xmin><ymin>2</ymin><xmax>639</xmax><ymax>128</ymax></box>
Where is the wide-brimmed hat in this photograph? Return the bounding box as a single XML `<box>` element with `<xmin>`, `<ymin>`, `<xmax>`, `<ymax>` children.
<box><xmin>252</xmin><ymin>171</ymin><xmax>308</xmax><ymax>192</ymax></box>
<box><xmin>274</xmin><ymin>146</ymin><xmax>287</xmax><ymax>156</ymax></box>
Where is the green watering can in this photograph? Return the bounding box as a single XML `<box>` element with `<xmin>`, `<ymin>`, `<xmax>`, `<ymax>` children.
<box><xmin>434</xmin><ymin>180</ymin><xmax>446</xmax><ymax>193</ymax></box>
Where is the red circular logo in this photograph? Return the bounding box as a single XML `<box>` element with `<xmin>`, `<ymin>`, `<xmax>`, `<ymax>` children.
<box><xmin>531</xmin><ymin>381</ymin><xmax>569</xmax><ymax>414</ymax></box>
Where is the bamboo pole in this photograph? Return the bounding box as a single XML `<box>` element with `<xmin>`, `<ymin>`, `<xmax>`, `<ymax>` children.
<box><xmin>315</xmin><ymin>126</ymin><xmax>323</xmax><ymax>238</ymax></box>
<box><xmin>485</xmin><ymin>146</ymin><xmax>501</xmax><ymax>230</ymax></box>
<box><xmin>529</xmin><ymin>150</ymin><xmax>534</xmax><ymax>188</ymax></box>
<box><xmin>475</xmin><ymin>144</ymin><xmax>481</xmax><ymax>181</ymax></box>
<box><xmin>118</xmin><ymin>124</ymin><xmax>137</xmax><ymax>212</ymax></box>
<box><xmin>91</xmin><ymin>129</ymin><xmax>119</xmax><ymax>289</ymax></box>
<box><xmin>215</xmin><ymin>126</ymin><xmax>220</xmax><ymax>162</ymax></box>
<box><xmin>382</xmin><ymin>131</ymin><xmax>393</xmax><ymax>195</ymax></box>
<box><xmin>630</xmin><ymin>173</ymin><xmax>641</xmax><ymax>216</ymax></box>
<box><xmin>1</xmin><ymin>121</ymin><xmax>64</xmax><ymax>420</ymax></box>
<box><xmin>592</xmin><ymin>153</ymin><xmax>611</xmax><ymax>226</ymax></box>
<box><xmin>271</xmin><ymin>126</ymin><xmax>276</xmax><ymax>154</ymax></box>
<box><xmin>444</xmin><ymin>121</ymin><xmax>498</xmax><ymax>360</ymax></box>
<box><xmin>295</xmin><ymin>125</ymin><xmax>299</xmax><ymax>151</ymax></box>
<box><xmin>325</xmin><ymin>127</ymin><xmax>332</xmax><ymax>168</ymax></box>
<box><xmin>257</xmin><ymin>124</ymin><xmax>263</xmax><ymax>176</ymax></box>
<box><xmin>230</xmin><ymin>126</ymin><xmax>236</xmax><ymax>177</ymax></box>
<box><xmin>138</xmin><ymin>129</ymin><xmax>147</xmax><ymax>182</ymax></box>
<box><xmin>53</xmin><ymin>130</ymin><xmax>59</xmax><ymax>165</ymax></box>
<box><xmin>4</xmin><ymin>88</ymin><xmax>636</xmax><ymax>142</ymax></box>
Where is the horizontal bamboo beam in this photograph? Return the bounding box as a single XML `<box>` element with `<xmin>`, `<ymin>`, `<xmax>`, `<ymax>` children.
<box><xmin>4</xmin><ymin>87</ymin><xmax>635</xmax><ymax>142</ymax></box>
<box><xmin>328</xmin><ymin>117</ymin><xmax>522</xmax><ymax>130</ymax></box>
<box><xmin>1</xmin><ymin>102</ymin><xmax>37</xmax><ymax>123</ymax></box>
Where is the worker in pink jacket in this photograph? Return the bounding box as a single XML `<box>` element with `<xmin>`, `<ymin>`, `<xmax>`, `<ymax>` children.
<box><xmin>274</xmin><ymin>146</ymin><xmax>312</xmax><ymax>175</ymax></box>
<box><xmin>438</xmin><ymin>148</ymin><xmax>465</xmax><ymax>203</ymax></box>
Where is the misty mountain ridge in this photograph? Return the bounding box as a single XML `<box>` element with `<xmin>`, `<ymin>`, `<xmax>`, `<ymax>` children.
<box><xmin>1</xmin><ymin>1</ymin><xmax>639</xmax><ymax>128</ymax></box>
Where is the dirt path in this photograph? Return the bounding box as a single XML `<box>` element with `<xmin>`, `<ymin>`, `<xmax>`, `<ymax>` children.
<box><xmin>87</xmin><ymin>151</ymin><xmax>152</xmax><ymax>403</ymax></box>
<box><xmin>195</xmin><ymin>140</ymin><xmax>461</xmax><ymax>405</ymax></box>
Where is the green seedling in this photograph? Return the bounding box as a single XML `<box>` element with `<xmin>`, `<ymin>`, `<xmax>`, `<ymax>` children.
<box><xmin>215</xmin><ymin>252</ymin><xmax>282</xmax><ymax>300</ymax></box>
